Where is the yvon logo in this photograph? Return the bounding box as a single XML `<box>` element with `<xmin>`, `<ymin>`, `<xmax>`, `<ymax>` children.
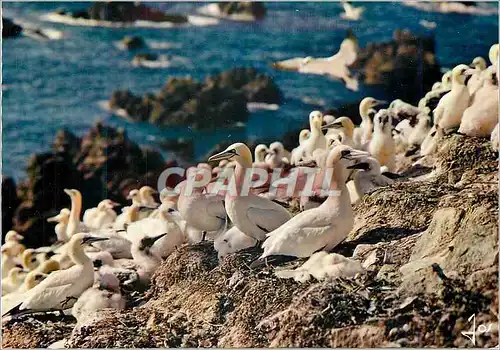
<box><xmin>461</xmin><ymin>314</ymin><xmax>494</xmax><ymax>346</ymax></box>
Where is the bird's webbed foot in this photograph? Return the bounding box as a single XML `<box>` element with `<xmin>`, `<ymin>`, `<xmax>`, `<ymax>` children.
<box><xmin>60</xmin><ymin>296</ymin><xmax>77</xmax><ymax>309</ymax></box>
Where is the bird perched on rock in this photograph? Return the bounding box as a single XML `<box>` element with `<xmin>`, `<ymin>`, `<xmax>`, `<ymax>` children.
<box><xmin>259</xmin><ymin>145</ymin><xmax>369</xmax><ymax>259</ymax></box>
<box><xmin>208</xmin><ymin>143</ymin><xmax>292</xmax><ymax>242</ymax></box>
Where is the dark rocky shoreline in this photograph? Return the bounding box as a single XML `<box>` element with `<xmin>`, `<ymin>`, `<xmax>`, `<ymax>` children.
<box><xmin>2</xmin><ymin>17</ymin><xmax>23</xmax><ymax>38</ymax></box>
<box><xmin>2</xmin><ymin>122</ymin><xmax>180</xmax><ymax>248</ymax></box>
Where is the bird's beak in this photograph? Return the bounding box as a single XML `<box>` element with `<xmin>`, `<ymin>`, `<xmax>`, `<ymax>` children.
<box><xmin>341</xmin><ymin>149</ymin><xmax>370</xmax><ymax>160</ymax></box>
<box><xmin>296</xmin><ymin>159</ymin><xmax>317</xmax><ymax>167</ymax></box>
<box><xmin>151</xmin><ymin>233</ymin><xmax>167</xmax><ymax>243</ymax></box>
<box><xmin>126</xmin><ymin>193</ymin><xmax>134</xmax><ymax>200</ymax></box>
<box><xmin>109</xmin><ymin>201</ymin><xmax>120</xmax><ymax>208</ymax></box>
<box><xmin>374</xmin><ymin>100</ymin><xmax>387</xmax><ymax>106</ymax></box>
<box><xmin>322</xmin><ymin>122</ymin><xmax>342</xmax><ymax>130</ymax></box>
<box><xmin>143</xmin><ymin>233</ymin><xmax>167</xmax><ymax>248</ymax></box>
<box><xmin>47</xmin><ymin>214</ymin><xmax>61</xmax><ymax>222</ymax></box>
<box><xmin>150</xmin><ymin>189</ymin><xmax>158</xmax><ymax>195</ymax></box>
<box><xmin>208</xmin><ymin>150</ymin><xmax>234</xmax><ymax>162</ymax></box>
<box><xmin>81</xmin><ymin>236</ymin><xmax>109</xmax><ymax>245</ymax></box>
<box><xmin>464</xmin><ymin>69</ymin><xmax>475</xmax><ymax>86</ymax></box>
<box><xmin>63</xmin><ymin>189</ymin><xmax>72</xmax><ymax>196</ymax></box>
<box><xmin>346</xmin><ymin>162</ymin><xmax>370</xmax><ymax>170</ymax></box>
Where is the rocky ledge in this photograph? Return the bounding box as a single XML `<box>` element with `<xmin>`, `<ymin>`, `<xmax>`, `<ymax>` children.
<box><xmin>2</xmin><ymin>134</ymin><xmax>497</xmax><ymax>348</ymax></box>
<box><xmin>55</xmin><ymin>2</ymin><xmax>188</xmax><ymax>24</ymax></box>
<box><xmin>109</xmin><ymin>67</ymin><xmax>282</xmax><ymax>130</ymax></box>
<box><xmin>352</xmin><ymin>29</ymin><xmax>441</xmax><ymax>104</ymax></box>
<box><xmin>3</xmin><ymin>17</ymin><xmax>23</xmax><ymax>38</ymax></box>
<box><xmin>1</xmin><ymin>123</ymin><xmax>179</xmax><ymax>248</ymax></box>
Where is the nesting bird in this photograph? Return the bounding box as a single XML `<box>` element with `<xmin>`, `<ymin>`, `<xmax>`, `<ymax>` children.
<box><xmin>368</xmin><ymin>109</ymin><xmax>395</xmax><ymax>171</ymax></box>
<box><xmin>260</xmin><ymin>145</ymin><xmax>369</xmax><ymax>259</ymax></box>
<box><xmin>47</xmin><ymin>208</ymin><xmax>71</xmax><ymax>242</ymax></box>
<box><xmin>433</xmin><ymin>64</ymin><xmax>472</xmax><ymax>131</ymax></box>
<box><xmin>208</xmin><ymin>143</ymin><xmax>292</xmax><ymax>242</ymax></box>
<box><xmin>3</xmin><ymin>233</ymin><xmax>108</xmax><ymax>317</ymax></box>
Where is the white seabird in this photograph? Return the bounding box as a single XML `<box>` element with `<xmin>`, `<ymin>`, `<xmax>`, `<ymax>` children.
<box><xmin>177</xmin><ymin>172</ymin><xmax>227</xmax><ymax>233</ymax></box>
<box><xmin>275</xmin><ymin>251</ymin><xmax>365</xmax><ymax>282</ymax></box>
<box><xmin>273</xmin><ymin>32</ymin><xmax>359</xmax><ymax>91</ymax></box>
<box><xmin>433</xmin><ymin>64</ymin><xmax>473</xmax><ymax>131</ymax></box>
<box><xmin>47</xmin><ymin>208</ymin><xmax>71</xmax><ymax>242</ymax></box>
<box><xmin>254</xmin><ymin>144</ymin><xmax>270</xmax><ymax>164</ymax></box>
<box><xmin>72</xmin><ymin>272</ymin><xmax>125</xmax><ymax>323</ymax></box>
<box><xmin>346</xmin><ymin>156</ymin><xmax>394</xmax><ymax>204</ymax></box>
<box><xmin>353</xmin><ymin>97</ymin><xmax>386</xmax><ymax>149</ymax></box>
<box><xmin>214</xmin><ymin>226</ymin><xmax>257</xmax><ymax>259</ymax></box>
<box><xmin>2</xmin><ymin>233</ymin><xmax>108</xmax><ymax>317</ymax></box>
<box><xmin>208</xmin><ymin>143</ymin><xmax>292</xmax><ymax>242</ymax></box>
<box><xmin>83</xmin><ymin>199</ymin><xmax>119</xmax><ymax>229</ymax></box>
<box><xmin>64</xmin><ymin>189</ymin><xmax>90</xmax><ymax>240</ymax></box>
<box><xmin>340</xmin><ymin>1</ymin><xmax>365</xmax><ymax>20</ymax></box>
<box><xmin>459</xmin><ymin>68</ymin><xmax>499</xmax><ymax>137</ymax></box>
<box><xmin>126</xmin><ymin>210</ymin><xmax>184</xmax><ymax>258</ymax></box>
<box><xmin>1</xmin><ymin>230</ymin><xmax>25</xmax><ymax>258</ymax></box>
<box><xmin>322</xmin><ymin>116</ymin><xmax>355</xmax><ymax>148</ymax></box>
<box><xmin>265</xmin><ymin>141</ymin><xmax>289</xmax><ymax>168</ymax></box>
<box><xmin>368</xmin><ymin>109</ymin><xmax>396</xmax><ymax>171</ymax></box>
<box><xmin>260</xmin><ymin>145</ymin><xmax>369</xmax><ymax>259</ymax></box>
<box><xmin>292</xmin><ymin>111</ymin><xmax>327</xmax><ymax>164</ymax></box>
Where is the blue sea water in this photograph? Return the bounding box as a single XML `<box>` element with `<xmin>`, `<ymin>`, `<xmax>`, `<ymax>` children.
<box><xmin>2</xmin><ymin>2</ymin><xmax>498</xmax><ymax>180</ymax></box>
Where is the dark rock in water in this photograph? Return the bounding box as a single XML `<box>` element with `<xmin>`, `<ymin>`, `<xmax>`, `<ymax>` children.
<box><xmin>56</xmin><ymin>2</ymin><xmax>187</xmax><ymax>23</ymax></box>
<box><xmin>7</xmin><ymin>122</ymin><xmax>178</xmax><ymax>247</ymax></box>
<box><xmin>458</xmin><ymin>1</ymin><xmax>476</xmax><ymax>6</ymax></box>
<box><xmin>109</xmin><ymin>68</ymin><xmax>282</xmax><ymax>130</ymax></box>
<box><xmin>2</xmin><ymin>17</ymin><xmax>22</xmax><ymax>38</ymax></box>
<box><xmin>133</xmin><ymin>52</ymin><xmax>158</xmax><ymax>61</ymax></box>
<box><xmin>121</xmin><ymin>35</ymin><xmax>145</xmax><ymax>50</ymax></box>
<box><xmin>87</xmin><ymin>2</ymin><xmax>188</xmax><ymax>23</ymax></box>
<box><xmin>2</xmin><ymin>177</ymin><xmax>20</xmax><ymax>236</ymax></box>
<box><xmin>351</xmin><ymin>29</ymin><xmax>441</xmax><ymax>105</ymax></box>
<box><xmin>218</xmin><ymin>2</ymin><xmax>266</xmax><ymax>20</ymax></box>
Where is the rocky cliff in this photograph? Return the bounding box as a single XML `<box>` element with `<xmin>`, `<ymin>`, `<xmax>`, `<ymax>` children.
<box><xmin>2</xmin><ymin>134</ymin><xmax>497</xmax><ymax>348</ymax></box>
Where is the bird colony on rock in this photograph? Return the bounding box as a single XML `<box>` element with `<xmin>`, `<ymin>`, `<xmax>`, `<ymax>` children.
<box><xmin>2</xmin><ymin>44</ymin><xmax>498</xmax><ymax>337</ymax></box>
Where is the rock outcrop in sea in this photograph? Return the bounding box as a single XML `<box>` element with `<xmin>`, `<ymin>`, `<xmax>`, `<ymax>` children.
<box><xmin>109</xmin><ymin>67</ymin><xmax>283</xmax><ymax>130</ymax></box>
<box><xmin>55</xmin><ymin>2</ymin><xmax>188</xmax><ymax>24</ymax></box>
<box><xmin>2</xmin><ymin>17</ymin><xmax>23</xmax><ymax>38</ymax></box>
<box><xmin>2</xmin><ymin>122</ymin><xmax>180</xmax><ymax>248</ymax></box>
<box><xmin>351</xmin><ymin>29</ymin><xmax>441</xmax><ymax>104</ymax></box>
<box><xmin>217</xmin><ymin>2</ymin><xmax>266</xmax><ymax>20</ymax></box>
<box><xmin>2</xmin><ymin>133</ymin><xmax>497</xmax><ymax>348</ymax></box>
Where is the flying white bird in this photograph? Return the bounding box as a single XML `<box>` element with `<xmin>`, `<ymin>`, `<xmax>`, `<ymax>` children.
<box><xmin>273</xmin><ymin>32</ymin><xmax>359</xmax><ymax>91</ymax></box>
<box><xmin>340</xmin><ymin>1</ymin><xmax>365</xmax><ymax>20</ymax></box>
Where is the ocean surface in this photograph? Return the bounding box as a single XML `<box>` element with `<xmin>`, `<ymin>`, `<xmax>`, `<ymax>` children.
<box><xmin>3</xmin><ymin>1</ymin><xmax>498</xmax><ymax>180</ymax></box>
